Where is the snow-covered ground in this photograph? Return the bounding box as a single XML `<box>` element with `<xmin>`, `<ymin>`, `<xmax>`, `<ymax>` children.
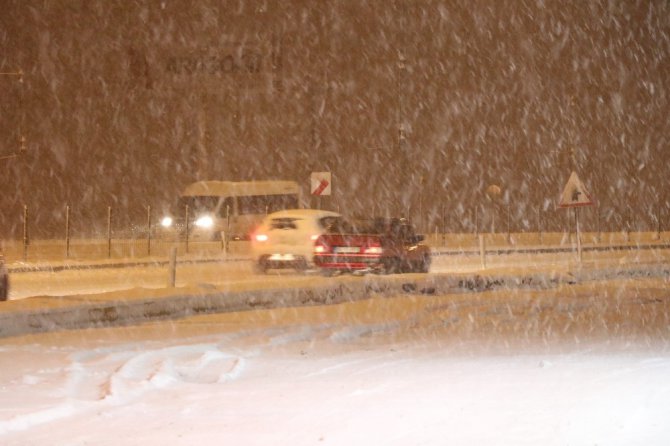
<box><xmin>1</xmin><ymin>277</ymin><xmax>669</xmax><ymax>445</ymax></box>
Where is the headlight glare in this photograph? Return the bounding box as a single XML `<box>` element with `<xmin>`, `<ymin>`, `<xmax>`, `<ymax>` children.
<box><xmin>195</xmin><ymin>216</ymin><xmax>214</xmax><ymax>228</ymax></box>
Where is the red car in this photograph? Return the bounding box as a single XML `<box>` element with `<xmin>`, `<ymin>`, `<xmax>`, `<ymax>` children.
<box><xmin>313</xmin><ymin>218</ymin><xmax>431</xmax><ymax>274</ymax></box>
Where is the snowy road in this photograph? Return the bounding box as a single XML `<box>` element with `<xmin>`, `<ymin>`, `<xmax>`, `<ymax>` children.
<box><xmin>7</xmin><ymin>247</ymin><xmax>669</xmax><ymax>300</ymax></box>
<box><xmin>1</xmin><ymin>278</ymin><xmax>669</xmax><ymax>445</ymax></box>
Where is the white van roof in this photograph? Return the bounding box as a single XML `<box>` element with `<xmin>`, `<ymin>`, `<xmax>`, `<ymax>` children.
<box><xmin>266</xmin><ymin>209</ymin><xmax>341</xmax><ymax>219</ymax></box>
<box><xmin>181</xmin><ymin>180</ymin><xmax>299</xmax><ymax>197</ymax></box>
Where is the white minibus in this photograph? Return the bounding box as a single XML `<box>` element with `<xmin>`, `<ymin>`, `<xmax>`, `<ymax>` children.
<box><xmin>160</xmin><ymin>180</ymin><xmax>300</xmax><ymax>241</ymax></box>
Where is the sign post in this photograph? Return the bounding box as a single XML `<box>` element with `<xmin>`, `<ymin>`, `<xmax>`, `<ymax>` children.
<box><xmin>558</xmin><ymin>171</ymin><xmax>594</xmax><ymax>263</ymax></box>
<box><xmin>310</xmin><ymin>171</ymin><xmax>331</xmax><ymax>209</ymax></box>
<box><xmin>575</xmin><ymin>207</ymin><xmax>582</xmax><ymax>262</ymax></box>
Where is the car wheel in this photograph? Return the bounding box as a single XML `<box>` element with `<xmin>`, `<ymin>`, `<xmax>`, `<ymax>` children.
<box><xmin>294</xmin><ymin>258</ymin><xmax>308</xmax><ymax>273</ymax></box>
<box><xmin>382</xmin><ymin>257</ymin><xmax>401</xmax><ymax>274</ymax></box>
<box><xmin>253</xmin><ymin>258</ymin><xmax>268</xmax><ymax>274</ymax></box>
<box><xmin>400</xmin><ymin>258</ymin><xmax>414</xmax><ymax>273</ymax></box>
<box><xmin>416</xmin><ymin>254</ymin><xmax>431</xmax><ymax>273</ymax></box>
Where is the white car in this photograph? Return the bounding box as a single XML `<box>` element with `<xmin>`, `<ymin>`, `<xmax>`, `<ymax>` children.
<box><xmin>251</xmin><ymin>209</ymin><xmax>342</xmax><ymax>273</ymax></box>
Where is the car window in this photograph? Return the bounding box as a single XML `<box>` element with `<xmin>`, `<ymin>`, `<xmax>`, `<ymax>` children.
<box><xmin>324</xmin><ymin>218</ymin><xmax>381</xmax><ymax>234</ymax></box>
<box><xmin>269</xmin><ymin>218</ymin><xmax>299</xmax><ymax>230</ymax></box>
<box><xmin>399</xmin><ymin>224</ymin><xmax>414</xmax><ymax>240</ymax></box>
<box><xmin>318</xmin><ymin>216</ymin><xmax>341</xmax><ymax>231</ymax></box>
<box><xmin>324</xmin><ymin>218</ymin><xmax>356</xmax><ymax>234</ymax></box>
<box><xmin>238</xmin><ymin>195</ymin><xmax>299</xmax><ymax>215</ymax></box>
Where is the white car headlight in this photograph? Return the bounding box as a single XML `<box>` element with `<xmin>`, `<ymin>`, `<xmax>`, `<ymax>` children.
<box><xmin>195</xmin><ymin>216</ymin><xmax>214</xmax><ymax>228</ymax></box>
<box><xmin>160</xmin><ymin>216</ymin><xmax>173</xmax><ymax>228</ymax></box>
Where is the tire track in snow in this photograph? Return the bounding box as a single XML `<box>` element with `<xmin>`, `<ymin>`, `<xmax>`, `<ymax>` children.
<box><xmin>0</xmin><ymin>343</ymin><xmax>246</xmax><ymax>436</ymax></box>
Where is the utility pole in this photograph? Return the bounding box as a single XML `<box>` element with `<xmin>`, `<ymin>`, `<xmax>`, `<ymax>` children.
<box><xmin>396</xmin><ymin>52</ymin><xmax>411</xmax><ymax>220</ymax></box>
<box><xmin>0</xmin><ymin>69</ymin><xmax>26</xmax><ymax>160</ymax></box>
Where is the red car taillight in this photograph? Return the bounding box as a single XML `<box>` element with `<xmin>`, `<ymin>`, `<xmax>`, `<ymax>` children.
<box><xmin>363</xmin><ymin>240</ymin><xmax>382</xmax><ymax>254</ymax></box>
<box><xmin>314</xmin><ymin>236</ymin><xmax>329</xmax><ymax>253</ymax></box>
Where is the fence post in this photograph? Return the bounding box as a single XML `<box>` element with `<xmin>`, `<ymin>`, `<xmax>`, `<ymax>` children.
<box><xmin>506</xmin><ymin>203</ymin><xmax>511</xmax><ymax>244</ymax></box>
<box><xmin>226</xmin><ymin>204</ymin><xmax>231</xmax><ymax>254</ymax></box>
<box><xmin>442</xmin><ymin>205</ymin><xmax>447</xmax><ymax>246</ymax></box>
<box><xmin>537</xmin><ymin>207</ymin><xmax>543</xmax><ymax>245</ymax></box>
<box><xmin>478</xmin><ymin>234</ymin><xmax>486</xmax><ymax>269</ymax></box>
<box><xmin>107</xmin><ymin>206</ymin><xmax>112</xmax><ymax>258</ymax></box>
<box><xmin>65</xmin><ymin>205</ymin><xmax>70</xmax><ymax>258</ymax></box>
<box><xmin>22</xmin><ymin>204</ymin><xmax>28</xmax><ymax>262</ymax></box>
<box><xmin>184</xmin><ymin>205</ymin><xmax>190</xmax><ymax>254</ymax></box>
<box><xmin>146</xmin><ymin>205</ymin><xmax>152</xmax><ymax>256</ymax></box>
<box><xmin>418</xmin><ymin>188</ymin><xmax>423</xmax><ymax>234</ymax></box>
<box><xmin>655</xmin><ymin>205</ymin><xmax>661</xmax><ymax>241</ymax></box>
<box><xmin>168</xmin><ymin>246</ymin><xmax>177</xmax><ymax>287</ymax></box>
<box><xmin>442</xmin><ymin>205</ymin><xmax>447</xmax><ymax>233</ymax></box>
<box><xmin>474</xmin><ymin>206</ymin><xmax>479</xmax><ymax>239</ymax></box>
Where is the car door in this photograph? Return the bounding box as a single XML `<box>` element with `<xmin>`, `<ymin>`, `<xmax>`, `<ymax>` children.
<box><xmin>400</xmin><ymin>224</ymin><xmax>422</xmax><ymax>264</ymax></box>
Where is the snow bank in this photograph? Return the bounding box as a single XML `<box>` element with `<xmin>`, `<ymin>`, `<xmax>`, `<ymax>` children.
<box><xmin>1</xmin><ymin>263</ymin><xmax>668</xmax><ymax>339</ymax></box>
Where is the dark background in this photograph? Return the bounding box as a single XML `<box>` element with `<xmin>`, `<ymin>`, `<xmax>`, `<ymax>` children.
<box><xmin>1</xmin><ymin>0</ymin><xmax>669</xmax><ymax>238</ymax></box>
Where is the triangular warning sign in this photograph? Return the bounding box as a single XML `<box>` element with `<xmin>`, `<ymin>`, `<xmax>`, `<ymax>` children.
<box><xmin>559</xmin><ymin>171</ymin><xmax>594</xmax><ymax>208</ymax></box>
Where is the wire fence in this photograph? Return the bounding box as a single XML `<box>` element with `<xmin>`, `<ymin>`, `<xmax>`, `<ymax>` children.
<box><xmin>0</xmin><ymin>203</ymin><xmax>668</xmax><ymax>263</ymax></box>
<box><xmin>415</xmin><ymin>202</ymin><xmax>667</xmax><ymax>236</ymax></box>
